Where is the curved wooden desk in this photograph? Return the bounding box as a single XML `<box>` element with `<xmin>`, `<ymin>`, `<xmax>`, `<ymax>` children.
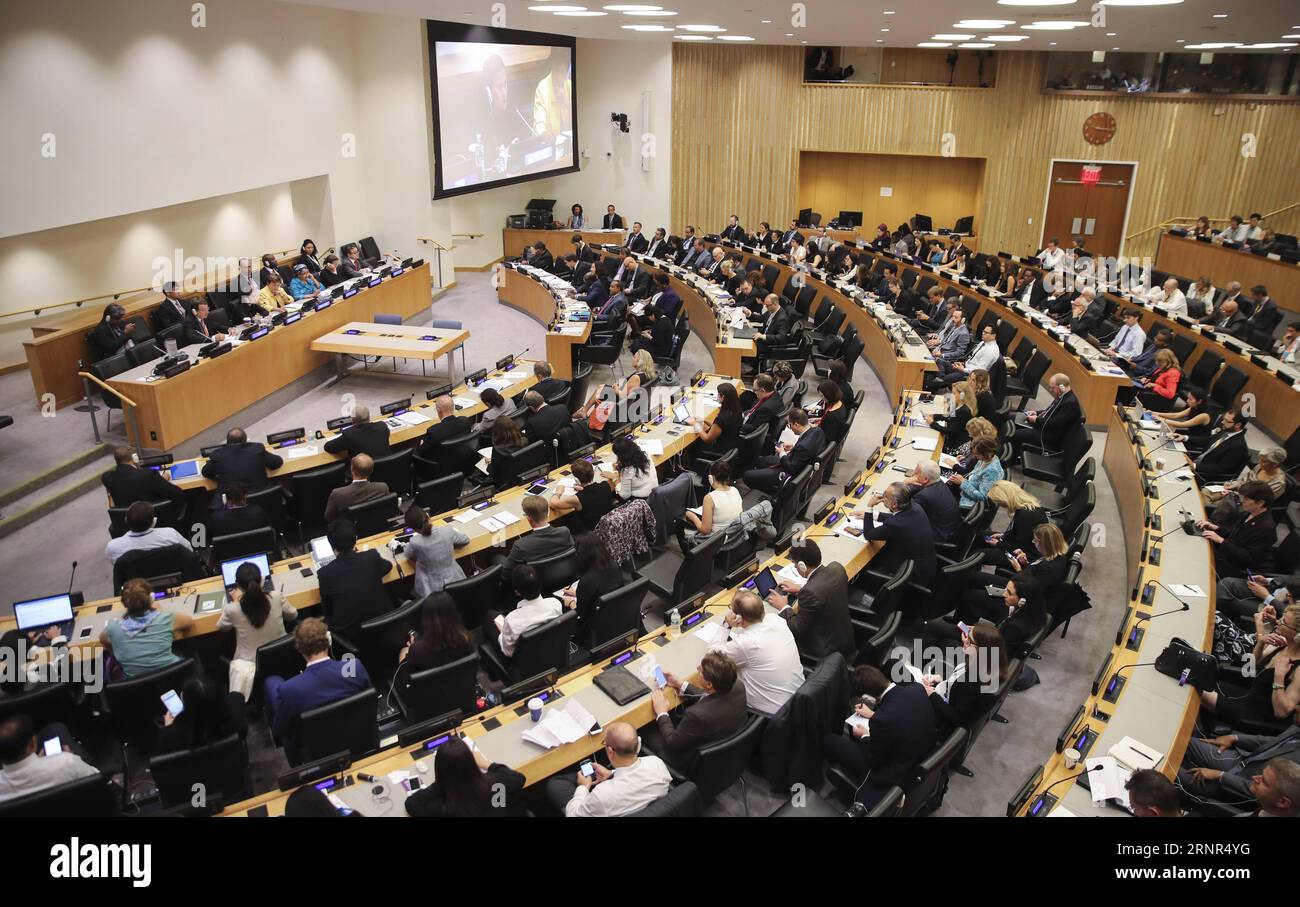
<box><xmin>502</xmin><ymin>227</ymin><xmax>625</xmax><ymax>260</ymax></box>
<box><xmin>496</xmin><ymin>266</ymin><xmax>590</xmax><ymax>381</ymax></box>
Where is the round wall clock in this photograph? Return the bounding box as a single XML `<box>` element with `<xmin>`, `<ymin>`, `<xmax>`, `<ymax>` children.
<box><xmin>1083</xmin><ymin>112</ymin><xmax>1117</xmax><ymax>145</ymax></box>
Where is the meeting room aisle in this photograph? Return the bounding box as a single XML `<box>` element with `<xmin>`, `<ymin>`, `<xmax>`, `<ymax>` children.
<box><xmin>1012</xmin><ymin>405</ymin><xmax>1215</xmax><ymax>817</ymax></box>
<box><xmin>218</xmin><ymin>390</ymin><xmax>950</xmax><ymax>816</ymax></box>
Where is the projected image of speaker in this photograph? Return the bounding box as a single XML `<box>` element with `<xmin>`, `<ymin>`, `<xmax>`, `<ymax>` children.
<box><xmin>427</xmin><ymin>21</ymin><xmax>579</xmax><ymax>199</ymax></box>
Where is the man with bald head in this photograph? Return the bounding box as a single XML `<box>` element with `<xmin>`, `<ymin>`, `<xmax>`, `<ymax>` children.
<box><xmin>201</xmin><ymin>427</ymin><xmax>283</xmax><ymax>494</ymax></box>
<box><xmin>1012</xmin><ymin>372</ymin><xmax>1082</xmax><ymax>454</ymax></box>
<box><xmin>101</xmin><ymin>445</ymin><xmax>187</xmax><ymax>512</ymax></box>
<box><xmin>323</xmin><ymin>403</ymin><xmax>391</xmax><ymax>460</ymax></box>
<box><xmin>323</xmin><ymin>454</ymin><xmax>390</xmax><ymax>522</ymax></box>
<box><xmin>417</xmin><ymin>396</ymin><xmax>471</xmax><ymax>458</ymax></box>
<box><xmin>1213</xmin><ymin>298</ymin><xmax>1251</xmax><ymax>340</ymax></box>
<box><xmin>546</xmin><ymin>721</ymin><xmax>673</xmax><ymax>817</ymax></box>
<box><xmin>1146</xmin><ymin>277</ymin><xmax>1187</xmax><ymax>315</ymax></box>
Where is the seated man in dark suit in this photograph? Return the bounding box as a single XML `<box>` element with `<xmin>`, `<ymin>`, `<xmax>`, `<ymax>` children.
<box><xmin>1214</xmin><ymin>299</ymin><xmax>1251</xmax><ymax>340</ymax></box>
<box><xmin>907</xmin><ymin>460</ymin><xmax>961</xmax><ymax>544</ymax></box>
<box><xmin>629</xmin><ymin>310</ymin><xmax>676</xmax><ymax>360</ymax></box>
<box><xmin>1244</xmin><ymin>285</ymin><xmax>1281</xmax><ymax>336</ymax></box>
<box><xmin>101</xmin><ymin>445</ymin><xmax>187</xmax><ymax>513</ymax></box>
<box><xmin>201</xmin><ymin>427</ymin><xmax>284</xmax><ymax>495</ymax></box>
<box><xmin>323</xmin><ymin>405</ymin><xmax>391</xmax><ymax>461</ymax></box>
<box><xmin>740</xmin><ymin>374</ymin><xmax>784</xmax><ymax>451</ymax></box>
<box><xmin>720</xmin><ymin>214</ymin><xmax>746</xmax><ymax>243</ymax></box>
<box><xmin>764</xmin><ymin>540</ymin><xmax>854</xmax><ymax>660</ymax></box>
<box><xmin>151</xmin><ymin>282</ymin><xmax>191</xmax><ymax>333</ymax></box>
<box><xmin>531</xmin><ymin>361</ymin><xmax>569</xmax><ymax>402</ymax></box>
<box><xmin>1178</xmin><ymin>705</ymin><xmax>1300</xmax><ymax>813</ymax></box>
<box><xmin>1196</xmin><ymin>480</ymin><xmax>1276</xmax><ymax>580</ymax></box>
<box><xmin>88</xmin><ymin>303</ymin><xmax>137</xmax><ymax>361</ymax></box>
<box><xmin>614</xmin><ymin>256</ymin><xmax>649</xmax><ymax>301</ymax></box>
<box><xmin>626</xmin><ymin>221</ymin><xmax>649</xmax><ymax>254</ymax></box>
<box><xmin>577</xmin><ymin>274</ymin><xmax>608</xmax><ymax>309</ymax></box>
<box><xmin>750</xmin><ymin>294</ymin><xmax>793</xmax><ymax>357</ymax></box>
<box><xmin>1193</xmin><ymin>408</ymin><xmax>1251</xmax><ymax>482</ymax></box>
<box><xmin>1011</xmin><ymin>373</ymin><xmax>1081</xmax><ymax>453</ymax></box>
<box><xmin>323</xmin><ymin>454</ymin><xmax>391</xmax><ymax>523</ymax></box>
<box><xmin>206</xmin><ymin>483</ymin><xmax>271</xmax><ymax>539</ymax></box>
<box><xmin>593</xmin><ymin>280</ymin><xmax>628</xmax><ymax>328</ymax></box>
<box><xmin>182</xmin><ymin>299</ymin><xmax>228</xmax><ymax>345</ymax></box>
<box><xmin>742</xmin><ymin>408</ymin><xmax>824</xmax><ymax>495</ymax></box>
<box><xmin>646</xmin><ymin>652</ymin><xmax>748</xmax><ymax>773</ymax></box>
<box><xmin>504</xmin><ymin>495</ymin><xmax>574</xmax><ymax>571</ymax></box>
<box><xmin>859</xmin><ymin>482</ymin><xmax>938</xmax><ymax>588</ymax></box>
<box><xmin>526</xmin><ymin>241</ymin><xmax>554</xmax><ymax>271</ymax></box>
<box><xmin>265</xmin><ymin>618</ymin><xmax>373</xmax><ymax>765</ymax></box>
<box><xmin>519</xmin><ymin>391</ymin><xmax>569</xmax><ymax>445</ymax></box>
<box><xmin>823</xmin><ymin>665</ymin><xmax>937</xmax><ymax>809</ymax></box>
<box><xmin>416</xmin><ymin>396</ymin><xmax>472</xmax><ymax>459</ymax></box>
<box><xmin>316</xmin><ymin>520</ymin><xmax>393</xmax><ymax>638</ymax></box>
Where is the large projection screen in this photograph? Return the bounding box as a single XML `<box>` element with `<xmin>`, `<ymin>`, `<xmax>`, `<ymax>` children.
<box><xmin>427</xmin><ymin>21</ymin><xmax>578</xmax><ymax>199</ymax></box>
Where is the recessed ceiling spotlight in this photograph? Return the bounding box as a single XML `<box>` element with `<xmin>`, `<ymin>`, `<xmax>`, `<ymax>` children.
<box><xmin>761</xmin><ymin>19</ymin><xmax>771</xmax><ymax>23</ymax></box>
<box><xmin>932</xmin><ymin>34</ymin><xmax>975</xmax><ymax>40</ymax></box>
<box><xmin>956</xmin><ymin>19</ymin><xmax>1017</xmax><ymax>27</ymax></box>
<box><xmin>917</xmin><ymin>42</ymin><xmax>953</xmax><ymax>47</ymax></box>
<box><xmin>678</xmin><ymin>23</ymin><xmax>725</xmax><ymax>31</ymax></box>
<box><xmin>884</xmin><ymin>10</ymin><xmax>895</xmax><ymax>14</ymax></box>
<box><xmin>1049</xmin><ymin>41</ymin><xmax>1058</xmax><ymax>45</ymax></box>
<box><xmin>960</xmin><ymin>43</ymin><xmax>996</xmax><ymax>48</ymax></box>
<box><xmin>718</xmin><ymin>35</ymin><xmax>755</xmax><ymax>40</ymax></box>
<box><xmin>876</xmin><ymin>38</ymin><xmax>884</xmax><ymax>42</ymax></box>
<box><xmin>1212</xmin><ymin>13</ymin><xmax>1227</xmax><ymax>17</ymax></box>
<box><xmin>1106</xmin><ymin>32</ymin><xmax>1116</xmax><ymax>36</ymax></box>
<box><xmin>1022</xmin><ymin>21</ymin><xmax>1090</xmax><ymax>29</ymax></box>
<box><xmin>881</xmin><ymin>28</ymin><xmax>890</xmax><ymax>32</ymax></box>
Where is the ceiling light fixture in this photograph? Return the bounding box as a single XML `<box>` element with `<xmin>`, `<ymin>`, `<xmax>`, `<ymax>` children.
<box><xmin>528</xmin><ymin>4</ymin><xmax>587</xmax><ymax>10</ymax></box>
<box><xmin>621</xmin><ymin>23</ymin><xmax>673</xmax><ymax>30</ymax></box>
<box><xmin>983</xmin><ymin>35</ymin><xmax>1030</xmax><ymax>41</ymax></box>
<box><xmin>997</xmin><ymin>0</ymin><xmax>1077</xmax><ymax>6</ymax></box>
<box><xmin>553</xmin><ymin>9</ymin><xmax>607</xmax><ymax>14</ymax></box>
<box><xmin>602</xmin><ymin>4</ymin><xmax>662</xmax><ymax>10</ymax></box>
<box><xmin>622</xmin><ymin>8</ymin><xmax>677</xmax><ymax>14</ymax></box>
<box><xmin>932</xmin><ymin>34</ymin><xmax>975</xmax><ymax>40</ymax></box>
<box><xmin>674</xmin><ymin>34</ymin><xmax>712</xmax><ymax>39</ymax></box>
<box><xmin>917</xmin><ymin>42</ymin><xmax>953</xmax><ymax>47</ymax></box>
<box><xmin>960</xmin><ymin>43</ymin><xmax>996</xmax><ymax>48</ymax></box>
<box><xmin>956</xmin><ymin>19</ymin><xmax>1017</xmax><ymax>27</ymax></box>
<box><xmin>718</xmin><ymin>35</ymin><xmax>755</xmax><ymax>40</ymax></box>
<box><xmin>1097</xmin><ymin>0</ymin><xmax>1184</xmax><ymax>5</ymax></box>
<box><xmin>678</xmin><ymin>23</ymin><xmax>725</xmax><ymax>31</ymax></box>
<box><xmin>1022</xmin><ymin>21</ymin><xmax>1090</xmax><ymax>29</ymax></box>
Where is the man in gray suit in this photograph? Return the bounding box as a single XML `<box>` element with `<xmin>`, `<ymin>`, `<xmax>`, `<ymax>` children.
<box><xmin>323</xmin><ymin>454</ymin><xmax>390</xmax><ymax>522</ymax></box>
<box><xmin>647</xmin><ymin>652</ymin><xmax>748</xmax><ymax>773</ymax></box>
<box><xmin>764</xmin><ymin>539</ymin><xmax>854</xmax><ymax>659</ymax></box>
<box><xmin>1178</xmin><ymin>706</ymin><xmax>1300</xmax><ymax>809</ymax></box>
<box><xmin>504</xmin><ymin>494</ymin><xmax>574</xmax><ymax>571</ymax></box>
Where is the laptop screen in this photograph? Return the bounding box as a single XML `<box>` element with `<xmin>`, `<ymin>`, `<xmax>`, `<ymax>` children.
<box><xmin>310</xmin><ymin>536</ymin><xmax>334</xmax><ymax>562</ymax></box>
<box><xmin>13</xmin><ymin>594</ymin><xmax>74</xmax><ymax>631</ymax></box>
<box><xmin>221</xmin><ymin>553</ymin><xmax>270</xmax><ymax>587</ymax></box>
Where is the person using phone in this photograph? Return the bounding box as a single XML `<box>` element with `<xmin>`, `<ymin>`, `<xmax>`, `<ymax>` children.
<box><xmin>405</xmin><ymin>736</ymin><xmax>525</xmax><ymax>818</ymax></box>
<box><xmin>0</xmin><ymin>715</ymin><xmax>98</xmax><ymax>803</ymax></box>
<box><xmin>643</xmin><ymin>653</ymin><xmax>748</xmax><ymax>773</ymax></box>
<box><xmin>155</xmin><ymin>673</ymin><xmax>247</xmax><ymax>755</ymax></box>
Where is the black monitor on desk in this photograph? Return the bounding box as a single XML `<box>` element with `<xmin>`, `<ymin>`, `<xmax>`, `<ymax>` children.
<box><xmin>797</xmin><ymin>207</ymin><xmax>813</xmax><ymax>227</ymax></box>
<box><xmin>837</xmin><ymin>210</ymin><xmax>863</xmax><ymax>228</ymax></box>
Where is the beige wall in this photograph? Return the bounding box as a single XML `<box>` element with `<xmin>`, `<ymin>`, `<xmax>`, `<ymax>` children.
<box><xmin>671</xmin><ymin>45</ymin><xmax>1300</xmax><ymax>261</ymax></box>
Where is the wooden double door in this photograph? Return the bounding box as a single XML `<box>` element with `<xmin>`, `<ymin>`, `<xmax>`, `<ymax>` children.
<box><xmin>1042</xmin><ymin>161</ymin><xmax>1134</xmax><ymax>260</ymax></box>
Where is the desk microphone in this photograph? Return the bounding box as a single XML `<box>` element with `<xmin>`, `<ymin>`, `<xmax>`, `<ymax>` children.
<box><xmin>66</xmin><ymin>560</ymin><xmax>78</xmax><ymax>598</ymax></box>
<box><xmin>1147</xmin><ymin>487</ymin><xmax>1191</xmax><ymax>526</ymax></box>
<box><xmin>1134</xmin><ymin>586</ymin><xmax>1192</xmax><ymax>626</ymax></box>
<box><xmin>1146</xmin><ymin>462</ymin><xmax>1192</xmax><ymax>484</ymax></box>
<box><xmin>1140</xmin><ymin>437</ymin><xmax>1178</xmax><ymax>469</ymax></box>
<box><xmin>1150</xmin><ymin>518</ymin><xmax>1191</xmax><ymax>544</ymax></box>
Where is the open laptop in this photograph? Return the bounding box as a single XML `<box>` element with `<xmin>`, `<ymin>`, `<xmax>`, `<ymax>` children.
<box><xmin>220</xmin><ymin>553</ymin><xmax>274</xmax><ymax>596</ymax></box>
<box><xmin>671</xmin><ymin>402</ymin><xmax>693</xmax><ymax>425</ymax></box>
<box><xmin>13</xmin><ymin>594</ymin><xmax>76</xmax><ymax>641</ymax></box>
<box><xmin>309</xmin><ymin>536</ymin><xmax>336</xmax><ymax>569</ymax></box>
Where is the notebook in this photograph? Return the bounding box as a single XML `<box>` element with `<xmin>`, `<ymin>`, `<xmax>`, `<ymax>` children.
<box><xmin>593</xmin><ymin>664</ymin><xmax>651</xmax><ymax>705</ymax></box>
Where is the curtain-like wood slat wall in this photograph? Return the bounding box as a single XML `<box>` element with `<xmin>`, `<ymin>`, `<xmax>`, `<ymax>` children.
<box><xmin>671</xmin><ymin>46</ymin><xmax>1300</xmax><ymax>260</ymax></box>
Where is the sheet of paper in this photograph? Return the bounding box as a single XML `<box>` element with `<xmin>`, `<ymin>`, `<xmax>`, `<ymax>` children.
<box><xmin>776</xmin><ymin>563</ymin><xmax>808</xmax><ymax>588</ymax></box>
<box><xmin>1168</xmin><ymin>583</ymin><xmax>1206</xmax><ymax>598</ymax></box>
<box><xmin>284</xmin><ymin>445</ymin><xmax>321</xmax><ymax>460</ymax></box>
<box><xmin>395</xmin><ymin>410</ymin><xmax>431</xmax><ymax>426</ymax></box>
<box><xmin>1085</xmin><ymin>756</ymin><xmax>1132</xmax><ymax>809</ymax></box>
<box><xmin>635</xmin><ymin>438</ymin><xmax>664</xmax><ymax>457</ymax></box>
<box><xmin>479</xmin><ymin>516</ymin><xmax>504</xmax><ymax>533</ymax></box>
<box><xmin>493</xmin><ymin>510</ymin><xmax>521</xmax><ymax>526</ymax></box>
<box><xmin>911</xmin><ymin>437</ymin><xmax>938</xmax><ymax>452</ymax></box>
<box><xmin>693</xmin><ymin>620</ymin><xmax>729</xmax><ymax>647</ymax></box>
<box><xmin>564</xmin><ymin>698</ymin><xmax>601</xmax><ymax>735</ymax></box>
<box><xmin>453</xmin><ymin>396</ymin><xmax>477</xmax><ymax>409</ymax></box>
<box><xmin>845</xmin><ymin>713</ymin><xmax>870</xmax><ymax>736</ymax></box>
<box><xmin>451</xmin><ymin>510</ymin><xmax>478</xmax><ymax>524</ymax></box>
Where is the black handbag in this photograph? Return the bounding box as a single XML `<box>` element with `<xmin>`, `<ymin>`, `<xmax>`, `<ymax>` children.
<box><xmin>1154</xmin><ymin>637</ymin><xmax>1218</xmax><ymax>690</ymax></box>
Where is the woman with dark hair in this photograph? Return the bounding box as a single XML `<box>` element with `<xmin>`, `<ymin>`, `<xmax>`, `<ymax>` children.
<box><xmin>485</xmin><ymin>416</ymin><xmax>525</xmax><ymax>488</ymax></box>
<box><xmin>1150</xmin><ymin>383</ymin><xmax>1212</xmax><ymax>449</ymax></box>
<box><xmin>688</xmin><ymin>381</ymin><xmax>742</xmax><ymax>456</ymax></box>
<box><xmin>399</xmin><ymin>592</ymin><xmax>476</xmax><ymax>672</ymax></box>
<box><xmin>611</xmin><ymin>436</ymin><xmax>657</xmax><ymax>500</ymax></box>
<box><xmin>402</xmin><ymin>505</ymin><xmax>470</xmax><ymax>597</ymax></box>
<box><xmin>998</xmin><ymin>574</ymin><xmax>1048</xmax><ymax>654</ymax></box>
<box><xmin>566</xmin><ymin>203</ymin><xmax>585</xmax><ymax>230</ymax></box>
<box><xmin>299</xmin><ymin>239</ymin><xmax>322</xmax><ymax>274</ymax></box>
<box><xmin>922</xmin><ymin>624</ymin><xmax>1007</xmax><ymax>734</ymax></box>
<box><xmin>100</xmin><ymin>579</ymin><xmax>194</xmax><ymax>679</ymax></box>
<box><xmin>813</xmin><ymin>379</ymin><xmax>848</xmax><ymax>444</ymax></box>
<box><xmin>560</xmin><ymin>534</ymin><xmax>625</xmax><ymax>643</ymax></box>
<box><xmin>156</xmin><ymin>673</ymin><xmax>247</xmax><ymax>754</ymax></box>
<box><xmin>218</xmin><ymin>560</ymin><xmax>297</xmax><ymax>697</ymax></box>
<box><xmin>548</xmin><ymin>459</ymin><xmax>615</xmax><ymax>535</ymax></box>
<box><xmin>472</xmin><ymin>387</ymin><xmax>508</xmax><ymax>439</ymax></box>
<box><xmin>404</xmin><ymin>735</ymin><xmax>525</xmax><ymax>817</ymax></box>
<box><xmin>829</xmin><ymin>360</ymin><xmax>855</xmax><ymax>410</ymax></box>
<box><xmin>285</xmin><ymin>786</ymin><xmax>352</xmax><ymax>817</ymax></box>
<box><xmin>684</xmin><ymin>459</ymin><xmax>742</xmax><ymax>541</ymax></box>
<box><xmin>1191</xmin><ymin>215</ymin><xmax>1212</xmax><ymax>239</ymax></box>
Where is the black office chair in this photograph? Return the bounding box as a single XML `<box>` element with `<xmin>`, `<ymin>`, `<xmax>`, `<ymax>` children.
<box><xmin>148</xmin><ymin>733</ymin><xmax>251</xmax><ymax>814</ymax></box>
<box><xmin>1004</xmin><ymin>351</ymin><xmax>1051</xmax><ymax>411</ymax></box>
<box><xmin>0</xmin><ymin>678</ymin><xmax>82</xmax><ymax>729</ymax></box>
<box><xmin>126</xmin><ymin>342</ymin><xmax>164</xmax><ymax>368</ymax></box>
<box><xmin>1053</xmin><ymin>481</ymin><xmax>1095</xmax><ymax>539</ymax></box>
<box><xmin>249</xmin><ymin>634</ymin><xmax>303</xmax><ymax>709</ymax></box>
<box><xmin>112</xmin><ymin>544</ymin><xmax>197</xmax><ymax>594</ymax></box>
<box><xmin>245</xmin><ymin>484</ymin><xmax>288</xmax><ymax>535</ymax></box>
<box><xmin>952</xmin><ymin>658</ymin><xmax>1023</xmax><ymax>778</ymax></box>
<box><xmin>480</xmin><ymin>610</ymin><xmax>578</xmax><ymax>685</ymax></box>
<box><xmin>89</xmin><ymin>352</ymin><xmax>133</xmax><ymax>430</ymax></box>
<box><xmin>1036</xmin><ymin>456</ymin><xmax>1095</xmax><ymax>512</ymax></box>
<box><xmin>108</xmin><ymin>498</ymin><xmax>179</xmax><ymax>538</ymax></box>
<box><xmin>288</xmin><ymin>461</ymin><xmax>348</xmax><ymax>544</ymax></box>
<box><xmin>489</xmin><ymin>440</ymin><xmax>550</xmax><ymax>490</ymax></box>
<box><xmin>445</xmin><ymin>564</ymin><xmax>503</xmax><ymax>632</ymax></box>
<box><xmin>210</xmin><ymin>526</ymin><xmax>279</xmax><ymax>569</ymax></box>
<box><xmin>1210</xmin><ymin>364</ymin><xmax>1247</xmax><ymax>412</ymax></box>
<box><xmin>936</xmin><ymin>500</ymin><xmax>992</xmax><ymax>564</ymax></box>
<box><xmin>1188</xmin><ymin>350</ymin><xmax>1223</xmax><ymax>390</ymax></box>
<box><xmin>641</xmin><ymin>530</ymin><xmax>723</xmax><ymax>610</ymax></box>
<box><xmin>295</xmin><ymin>688</ymin><xmax>380</xmax><ymax>766</ymax></box>
<box><xmin>369</xmin><ymin>448</ymin><xmax>415</xmax><ymax>500</ymax></box>
<box><xmin>0</xmin><ymin>772</ymin><xmax>118</xmax><ymax>818</ymax></box>
<box><xmin>101</xmin><ymin>658</ymin><xmax>197</xmax><ymax>790</ymax></box>
<box><xmin>687</xmin><ymin>713</ymin><xmax>766</xmax><ymax>812</ymax></box>
<box><xmin>394</xmin><ymin>652</ymin><xmax>480</xmax><ymax>723</ymax></box>
<box><xmin>901</xmin><ymin>552</ymin><xmax>983</xmax><ymax>623</ymax></box>
<box><xmin>1022</xmin><ymin>422</ymin><xmax>1091</xmax><ymax>485</ymax></box>
<box><xmin>345</xmin><ymin>492</ymin><xmax>401</xmax><ymax>538</ymax></box>
<box><xmin>627</xmin><ymin>781</ymin><xmax>703</xmax><ymax>817</ymax></box>
<box><xmin>577</xmin><ymin>325</ymin><xmax>627</xmax><ymax>380</ymax></box>
<box><xmin>414</xmin><ymin>473</ymin><xmax>463</xmax><ymax>515</ymax></box>
<box><xmin>569</xmin><ymin>576</ymin><xmax>650</xmax><ymax>666</ymax></box>
<box><xmin>899</xmin><ymin>728</ymin><xmax>968</xmax><ymax>816</ymax></box>
<box><xmin>528</xmin><ymin>548</ymin><xmax>578</xmax><ymax>594</ymax></box>
<box><xmin>334</xmin><ymin>597</ymin><xmax>419</xmax><ymax>687</ymax></box>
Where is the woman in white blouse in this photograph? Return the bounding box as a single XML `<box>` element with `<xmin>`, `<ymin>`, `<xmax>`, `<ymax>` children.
<box><xmin>788</xmin><ymin>236</ymin><xmax>808</xmax><ymax>265</ymax></box>
<box><xmin>1185</xmin><ymin>275</ymin><xmax>1216</xmax><ymax>317</ymax></box>
<box><xmin>611</xmin><ymin>436</ymin><xmax>658</xmax><ymax>500</ymax></box>
<box><xmin>217</xmin><ymin>561</ymin><xmax>297</xmax><ymax>698</ymax></box>
<box><xmin>685</xmin><ymin>459</ymin><xmax>742</xmax><ymax>541</ymax></box>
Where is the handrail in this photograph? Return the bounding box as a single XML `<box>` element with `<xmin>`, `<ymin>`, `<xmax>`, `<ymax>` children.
<box><xmin>77</xmin><ymin>371</ymin><xmax>137</xmax><ymax>409</ymax></box>
<box><xmin>418</xmin><ymin>237</ymin><xmax>458</xmax><ymax>250</ymax></box>
<box><xmin>0</xmin><ymin>246</ymin><xmax>300</xmax><ymax>321</ymax></box>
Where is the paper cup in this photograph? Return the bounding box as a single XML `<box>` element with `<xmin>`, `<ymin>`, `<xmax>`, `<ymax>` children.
<box><xmin>528</xmin><ymin>697</ymin><xmax>544</xmax><ymax>722</ymax></box>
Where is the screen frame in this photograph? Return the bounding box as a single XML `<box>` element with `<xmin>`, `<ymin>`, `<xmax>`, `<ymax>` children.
<box><xmin>426</xmin><ymin>20</ymin><xmax>580</xmax><ymax>200</ymax></box>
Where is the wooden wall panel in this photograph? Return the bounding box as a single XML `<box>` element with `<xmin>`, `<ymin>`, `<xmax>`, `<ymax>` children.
<box><xmin>671</xmin><ymin>46</ymin><xmax>1300</xmax><ymax>262</ymax></box>
<box><xmin>797</xmin><ymin>151</ymin><xmax>984</xmax><ymax>232</ymax></box>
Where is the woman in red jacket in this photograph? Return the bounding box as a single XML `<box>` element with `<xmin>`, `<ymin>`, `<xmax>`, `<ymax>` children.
<box><xmin>1137</xmin><ymin>348</ymin><xmax>1182</xmax><ymax>412</ymax></box>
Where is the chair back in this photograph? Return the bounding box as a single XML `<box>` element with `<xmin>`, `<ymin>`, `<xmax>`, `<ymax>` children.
<box><xmin>345</xmin><ymin>492</ymin><xmax>400</xmax><ymax>538</ymax></box>
<box><xmin>627</xmin><ymin>781</ymin><xmax>702</xmax><ymax>817</ymax></box>
<box><xmin>1055</xmin><ymin>481</ymin><xmax>1095</xmax><ymax>538</ymax></box>
<box><xmin>102</xmin><ymin>657</ymin><xmax>197</xmax><ymax>754</ymax></box>
<box><xmin>900</xmin><ymin>728</ymin><xmax>967</xmax><ymax>817</ymax></box>
<box><xmin>288</xmin><ymin>462</ymin><xmax>349</xmax><ymax>539</ymax></box>
<box><xmin>510</xmin><ymin>610</ymin><xmax>578</xmax><ymax>681</ymax></box>
<box><xmin>415</xmin><ymin>472</ymin><xmax>463</xmax><ymax>516</ymax></box>
<box><xmin>587</xmin><ymin>577</ymin><xmax>650</xmax><ymax>649</ymax></box>
<box><xmin>531</xmin><ymin>547</ymin><xmax>578</xmax><ymax>592</ymax></box>
<box><xmin>1211</xmin><ymin>364</ymin><xmax>1247</xmax><ymax>411</ymax></box>
<box><xmin>253</xmin><ymin>634</ymin><xmax>304</xmax><ymax>703</ymax></box>
<box><xmin>445</xmin><ymin>564</ymin><xmax>503</xmax><ymax>630</ymax></box>
<box><xmin>0</xmin><ymin>679</ymin><xmax>81</xmax><ymax>729</ymax></box>
<box><xmin>352</xmin><ymin>597</ymin><xmax>422</xmax><ymax>682</ymax></box>
<box><xmin>0</xmin><ymin>772</ymin><xmax>116</xmax><ymax>818</ymax></box>
<box><xmin>212</xmin><ymin>526</ymin><xmax>279</xmax><ymax>565</ymax></box>
<box><xmin>398</xmin><ymin>652</ymin><xmax>480</xmax><ymax>723</ymax></box>
<box><xmin>370</xmin><ymin>448</ymin><xmax>415</xmax><ymax>499</ymax></box>
<box><xmin>149</xmin><ymin>733</ymin><xmax>251</xmax><ymax>812</ymax></box>
<box><xmin>670</xmin><ymin>531</ymin><xmax>725</xmax><ymax>607</ymax></box>
<box><xmin>1188</xmin><ymin>350</ymin><xmax>1223</xmax><ymax>389</ymax></box>
<box><xmin>297</xmin><ymin>688</ymin><xmax>379</xmax><ymax>765</ymax></box>
<box><xmin>245</xmin><ymin>484</ymin><xmax>288</xmax><ymax>533</ymax></box>
<box><xmin>690</xmin><ymin>713</ymin><xmax>766</xmax><ymax>803</ymax></box>
<box><xmin>493</xmin><ymin>440</ymin><xmax>549</xmax><ymax>488</ymax></box>
<box><xmin>112</xmin><ymin>545</ymin><xmax>191</xmax><ymax>594</ymax></box>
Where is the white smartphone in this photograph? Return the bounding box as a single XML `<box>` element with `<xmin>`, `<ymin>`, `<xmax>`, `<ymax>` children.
<box><xmin>161</xmin><ymin>689</ymin><xmax>184</xmax><ymax>718</ymax></box>
<box><xmin>580</xmin><ymin>761</ymin><xmax>596</xmax><ymax>778</ymax></box>
<box><xmin>42</xmin><ymin>737</ymin><xmax>62</xmax><ymax>756</ymax></box>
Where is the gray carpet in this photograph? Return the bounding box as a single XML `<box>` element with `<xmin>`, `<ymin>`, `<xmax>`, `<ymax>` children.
<box><xmin>0</xmin><ymin>271</ymin><xmax>1232</xmax><ymax>815</ymax></box>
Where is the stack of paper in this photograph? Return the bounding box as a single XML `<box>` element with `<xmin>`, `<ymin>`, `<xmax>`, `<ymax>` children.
<box><xmin>694</xmin><ymin>621</ymin><xmax>729</xmax><ymax>647</ymax></box>
<box><xmin>1085</xmin><ymin>755</ymin><xmax>1132</xmax><ymax>809</ymax></box>
<box><xmin>453</xmin><ymin>396</ymin><xmax>477</xmax><ymax>409</ymax></box>
<box><xmin>844</xmin><ymin>713</ymin><xmax>870</xmax><ymax>736</ymax></box>
<box><xmin>635</xmin><ymin>438</ymin><xmax>664</xmax><ymax>457</ymax></box>
<box><xmin>393</xmin><ymin>410</ymin><xmax>431</xmax><ymax>427</ymax></box>
<box><xmin>520</xmin><ymin>700</ymin><xmax>602</xmax><ymax>749</ymax></box>
<box><xmin>911</xmin><ymin>437</ymin><xmax>938</xmax><ymax>452</ymax></box>
<box><xmin>284</xmin><ymin>445</ymin><xmax>321</xmax><ymax>460</ymax></box>
<box><xmin>775</xmin><ymin>563</ymin><xmax>808</xmax><ymax>588</ymax></box>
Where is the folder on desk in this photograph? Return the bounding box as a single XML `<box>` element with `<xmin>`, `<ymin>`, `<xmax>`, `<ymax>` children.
<box><xmin>593</xmin><ymin>664</ymin><xmax>651</xmax><ymax>705</ymax></box>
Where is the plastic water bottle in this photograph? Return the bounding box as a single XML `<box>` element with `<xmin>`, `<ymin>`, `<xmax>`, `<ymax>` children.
<box><xmin>668</xmin><ymin>608</ymin><xmax>681</xmax><ymax>640</ymax></box>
